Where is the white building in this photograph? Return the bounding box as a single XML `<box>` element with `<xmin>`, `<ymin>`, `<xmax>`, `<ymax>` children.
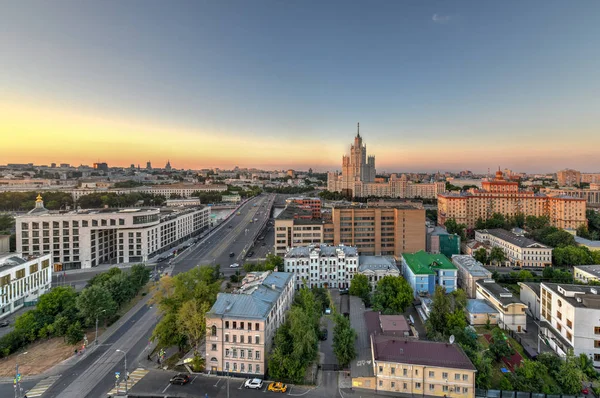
<box><xmin>222</xmin><ymin>194</ymin><xmax>242</xmax><ymax>203</ymax></box>
<box><xmin>451</xmin><ymin>255</ymin><xmax>492</xmax><ymax>298</ymax></box>
<box><xmin>540</xmin><ymin>283</ymin><xmax>600</xmax><ymax>366</ymax></box>
<box><xmin>476</xmin><ymin>279</ymin><xmax>527</xmax><ymax>332</ymax></box>
<box><xmin>283</xmin><ymin>244</ymin><xmax>400</xmax><ymax>290</ymax></box>
<box><xmin>0</xmin><ymin>253</ymin><xmax>53</xmax><ymax>318</ymax></box>
<box><xmin>475</xmin><ymin>228</ymin><xmax>552</xmax><ymax>267</ymax></box>
<box><xmin>16</xmin><ymin>195</ymin><xmax>210</xmax><ymax>269</ymax></box>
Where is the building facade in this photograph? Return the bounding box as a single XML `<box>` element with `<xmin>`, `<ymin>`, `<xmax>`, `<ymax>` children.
<box><xmin>438</xmin><ymin>170</ymin><xmax>587</xmax><ymax>229</ymax></box>
<box><xmin>16</xmin><ymin>195</ymin><xmax>210</xmax><ymax>269</ymax></box>
<box><xmin>541</xmin><ymin>187</ymin><xmax>600</xmax><ymax>207</ymax></box>
<box><xmin>451</xmin><ymin>255</ymin><xmax>492</xmax><ymax>298</ymax></box>
<box><xmin>539</xmin><ymin>283</ymin><xmax>600</xmax><ymax>366</ymax></box>
<box><xmin>573</xmin><ymin>265</ymin><xmax>600</xmax><ymax>284</ymax></box>
<box><xmin>401</xmin><ymin>251</ymin><xmax>457</xmax><ymax>297</ymax></box>
<box><xmin>476</xmin><ymin>279</ymin><xmax>527</xmax><ymax>332</ymax></box>
<box><xmin>285</xmin><ymin>197</ymin><xmax>322</xmax><ymax>219</ymax></box>
<box><xmin>557</xmin><ymin>169</ymin><xmax>582</xmax><ymax>187</ymax></box>
<box><xmin>475</xmin><ymin>228</ymin><xmax>553</xmax><ymax>268</ymax></box>
<box><xmin>205</xmin><ymin>272</ymin><xmax>294</xmax><ymax>377</ymax></box>
<box><xmin>0</xmin><ymin>253</ymin><xmax>53</xmax><ymax>318</ymax></box>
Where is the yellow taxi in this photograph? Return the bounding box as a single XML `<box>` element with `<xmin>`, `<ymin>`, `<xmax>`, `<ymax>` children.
<box><xmin>267</xmin><ymin>382</ymin><xmax>288</xmax><ymax>393</ymax></box>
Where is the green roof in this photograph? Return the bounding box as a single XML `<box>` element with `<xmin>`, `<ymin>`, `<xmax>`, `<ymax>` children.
<box><xmin>402</xmin><ymin>251</ymin><xmax>456</xmax><ymax>275</ymax></box>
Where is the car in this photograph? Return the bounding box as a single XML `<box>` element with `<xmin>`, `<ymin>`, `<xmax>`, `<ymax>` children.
<box><xmin>582</xmin><ymin>388</ymin><xmax>590</xmax><ymax>395</ymax></box>
<box><xmin>0</xmin><ymin>320</ymin><xmax>9</xmax><ymax>328</ymax></box>
<box><xmin>169</xmin><ymin>373</ymin><xmax>190</xmax><ymax>385</ymax></box>
<box><xmin>229</xmin><ymin>252</ymin><xmax>235</xmax><ymax>257</ymax></box>
<box><xmin>339</xmin><ymin>288</ymin><xmax>349</xmax><ymax>295</ymax></box>
<box><xmin>244</xmin><ymin>378</ymin><xmax>263</xmax><ymax>389</ymax></box>
<box><xmin>325</xmin><ymin>308</ymin><xmax>331</xmax><ymax>315</ymax></box>
<box><xmin>230</xmin><ymin>263</ymin><xmax>240</xmax><ymax>268</ymax></box>
<box><xmin>512</xmin><ymin>266</ymin><xmax>522</xmax><ymax>271</ymax></box>
<box><xmin>267</xmin><ymin>382</ymin><xmax>288</xmax><ymax>393</ymax></box>
<box><xmin>319</xmin><ymin>328</ymin><xmax>328</xmax><ymax>341</ymax></box>
<box><xmin>247</xmin><ymin>251</ymin><xmax>254</xmax><ymax>257</ymax></box>
<box><xmin>261</xmin><ymin>242</ymin><xmax>266</xmax><ymax>246</ymax></box>
<box><xmin>228</xmin><ymin>225</ymin><xmax>233</xmax><ymax>228</ymax></box>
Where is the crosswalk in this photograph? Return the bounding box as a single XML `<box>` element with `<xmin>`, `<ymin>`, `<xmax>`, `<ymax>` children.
<box><xmin>106</xmin><ymin>368</ymin><xmax>149</xmax><ymax>396</ymax></box>
<box><xmin>25</xmin><ymin>375</ymin><xmax>61</xmax><ymax>397</ymax></box>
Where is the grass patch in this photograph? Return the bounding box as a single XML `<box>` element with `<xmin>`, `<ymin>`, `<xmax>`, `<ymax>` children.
<box><xmin>165</xmin><ymin>352</ymin><xmax>183</xmax><ymax>369</ymax></box>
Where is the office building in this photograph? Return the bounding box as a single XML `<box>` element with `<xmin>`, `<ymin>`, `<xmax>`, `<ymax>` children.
<box><xmin>438</xmin><ymin>170</ymin><xmax>587</xmax><ymax>229</ymax></box>
<box><xmin>205</xmin><ymin>272</ymin><xmax>294</xmax><ymax>377</ymax></box>
<box><xmin>327</xmin><ymin>126</ymin><xmax>445</xmax><ymax>199</ymax></box>
<box><xmin>0</xmin><ymin>253</ymin><xmax>53</xmax><ymax>318</ymax></box>
<box><xmin>475</xmin><ymin>228</ymin><xmax>553</xmax><ymax>268</ymax></box>
<box><xmin>475</xmin><ymin>279</ymin><xmax>527</xmax><ymax>332</ymax></box>
<box><xmin>557</xmin><ymin>169</ymin><xmax>581</xmax><ymax>187</ymax></box>
<box><xmin>451</xmin><ymin>255</ymin><xmax>492</xmax><ymax>298</ymax></box>
<box><xmin>401</xmin><ymin>251</ymin><xmax>457</xmax><ymax>297</ymax></box>
<box><xmin>16</xmin><ymin>195</ymin><xmax>210</xmax><ymax>269</ymax></box>
<box><xmin>539</xmin><ymin>283</ymin><xmax>600</xmax><ymax>366</ymax></box>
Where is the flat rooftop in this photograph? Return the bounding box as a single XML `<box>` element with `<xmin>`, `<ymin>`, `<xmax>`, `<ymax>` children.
<box><xmin>476</xmin><ymin>279</ymin><xmax>524</xmax><ymax>306</ymax></box>
<box><xmin>542</xmin><ymin>283</ymin><xmax>600</xmax><ymax>309</ymax></box>
<box><xmin>403</xmin><ymin>251</ymin><xmax>456</xmax><ymax>275</ymax></box>
<box><xmin>451</xmin><ymin>255</ymin><xmax>492</xmax><ymax>278</ymax></box>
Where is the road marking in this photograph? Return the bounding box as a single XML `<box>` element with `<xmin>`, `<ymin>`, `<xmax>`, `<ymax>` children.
<box><xmin>214</xmin><ymin>378</ymin><xmax>222</xmax><ymax>387</ymax></box>
<box><xmin>25</xmin><ymin>375</ymin><xmax>61</xmax><ymax>397</ymax></box>
<box><xmin>106</xmin><ymin>368</ymin><xmax>149</xmax><ymax>396</ymax></box>
<box><xmin>191</xmin><ymin>375</ymin><xmax>198</xmax><ymax>385</ymax></box>
<box><xmin>238</xmin><ymin>380</ymin><xmax>246</xmax><ymax>389</ymax></box>
<box><xmin>162</xmin><ymin>383</ymin><xmax>171</xmax><ymax>393</ymax></box>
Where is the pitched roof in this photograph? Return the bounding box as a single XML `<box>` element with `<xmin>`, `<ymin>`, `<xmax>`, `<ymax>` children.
<box><xmin>402</xmin><ymin>251</ymin><xmax>456</xmax><ymax>275</ymax></box>
<box><xmin>478</xmin><ymin>229</ymin><xmax>549</xmax><ymax>249</ymax></box>
<box><xmin>372</xmin><ymin>335</ymin><xmax>475</xmax><ymax>370</ymax></box>
<box><xmin>358</xmin><ymin>256</ymin><xmax>398</xmax><ymax>272</ymax></box>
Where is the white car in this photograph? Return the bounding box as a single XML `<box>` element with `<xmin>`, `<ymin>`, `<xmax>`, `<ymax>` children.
<box><xmin>229</xmin><ymin>263</ymin><xmax>240</xmax><ymax>268</ymax></box>
<box><xmin>244</xmin><ymin>378</ymin><xmax>263</xmax><ymax>389</ymax></box>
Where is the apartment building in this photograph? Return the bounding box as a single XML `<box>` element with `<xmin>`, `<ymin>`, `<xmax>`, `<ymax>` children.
<box><xmin>438</xmin><ymin>170</ymin><xmax>587</xmax><ymax>229</ymax></box>
<box><xmin>573</xmin><ymin>265</ymin><xmax>600</xmax><ymax>284</ymax></box>
<box><xmin>285</xmin><ymin>197</ymin><xmax>322</xmax><ymax>219</ymax></box>
<box><xmin>582</xmin><ymin>174</ymin><xmax>600</xmax><ymax>184</ymax></box>
<box><xmin>368</xmin><ymin>336</ymin><xmax>475</xmax><ymax>398</ymax></box>
<box><xmin>16</xmin><ymin>195</ymin><xmax>210</xmax><ymax>269</ymax></box>
<box><xmin>476</xmin><ymin>279</ymin><xmax>527</xmax><ymax>332</ymax></box>
<box><xmin>542</xmin><ymin>187</ymin><xmax>600</xmax><ymax>207</ymax></box>
<box><xmin>205</xmin><ymin>272</ymin><xmax>294</xmax><ymax>377</ymax></box>
<box><xmin>275</xmin><ymin>202</ymin><xmax>425</xmax><ymax>257</ymax></box>
<box><xmin>283</xmin><ymin>244</ymin><xmax>399</xmax><ymax>290</ymax></box>
<box><xmin>0</xmin><ymin>253</ymin><xmax>53</xmax><ymax>318</ymax></box>
<box><xmin>539</xmin><ymin>283</ymin><xmax>600</xmax><ymax>366</ymax></box>
<box><xmin>557</xmin><ymin>169</ymin><xmax>582</xmax><ymax>187</ymax></box>
<box><xmin>401</xmin><ymin>251</ymin><xmax>457</xmax><ymax>297</ymax></box>
<box><xmin>451</xmin><ymin>255</ymin><xmax>492</xmax><ymax>298</ymax></box>
<box><xmin>475</xmin><ymin>228</ymin><xmax>552</xmax><ymax>268</ymax></box>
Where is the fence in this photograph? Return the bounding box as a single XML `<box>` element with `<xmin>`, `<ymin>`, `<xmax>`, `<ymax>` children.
<box><xmin>476</xmin><ymin>389</ymin><xmax>584</xmax><ymax>398</ymax></box>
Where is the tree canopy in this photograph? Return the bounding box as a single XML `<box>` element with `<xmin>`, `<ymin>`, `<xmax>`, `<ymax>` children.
<box><xmin>372</xmin><ymin>276</ymin><xmax>413</xmax><ymax>314</ymax></box>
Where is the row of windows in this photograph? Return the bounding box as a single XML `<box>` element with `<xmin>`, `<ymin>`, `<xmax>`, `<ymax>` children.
<box><xmin>223</xmin><ymin>362</ymin><xmax>260</xmax><ymax>374</ymax></box>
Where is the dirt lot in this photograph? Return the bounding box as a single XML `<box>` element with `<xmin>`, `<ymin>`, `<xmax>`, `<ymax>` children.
<box><xmin>0</xmin><ymin>327</ymin><xmax>107</xmax><ymax>377</ymax></box>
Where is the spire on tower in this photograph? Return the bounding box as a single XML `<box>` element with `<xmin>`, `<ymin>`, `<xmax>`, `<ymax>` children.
<box><xmin>357</xmin><ymin>122</ymin><xmax>360</xmax><ymax>138</ymax></box>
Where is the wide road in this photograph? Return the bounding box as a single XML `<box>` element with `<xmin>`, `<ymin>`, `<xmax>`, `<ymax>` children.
<box><xmin>8</xmin><ymin>194</ymin><xmax>275</xmax><ymax>398</ymax></box>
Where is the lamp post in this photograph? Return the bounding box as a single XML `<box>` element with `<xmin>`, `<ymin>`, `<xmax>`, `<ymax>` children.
<box><xmin>116</xmin><ymin>349</ymin><xmax>128</xmax><ymax>393</ymax></box>
<box><xmin>95</xmin><ymin>309</ymin><xmax>106</xmax><ymax>345</ymax></box>
<box><xmin>15</xmin><ymin>351</ymin><xmax>28</xmax><ymax>398</ymax></box>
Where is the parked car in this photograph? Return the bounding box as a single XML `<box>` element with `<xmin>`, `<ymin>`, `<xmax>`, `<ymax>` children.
<box><xmin>230</xmin><ymin>263</ymin><xmax>240</xmax><ymax>268</ymax></box>
<box><xmin>244</xmin><ymin>378</ymin><xmax>263</xmax><ymax>389</ymax></box>
<box><xmin>320</xmin><ymin>328</ymin><xmax>328</xmax><ymax>341</ymax></box>
<box><xmin>0</xmin><ymin>320</ymin><xmax>9</xmax><ymax>328</ymax></box>
<box><xmin>247</xmin><ymin>251</ymin><xmax>255</xmax><ymax>257</ymax></box>
<box><xmin>512</xmin><ymin>266</ymin><xmax>522</xmax><ymax>271</ymax></box>
<box><xmin>582</xmin><ymin>387</ymin><xmax>590</xmax><ymax>395</ymax></box>
<box><xmin>169</xmin><ymin>373</ymin><xmax>190</xmax><ymax>385</ymax></box>
<box><xmin>267</xmin><ymin>382</ymin><xmax>288</xmax><ymax>393</ymax></box>
<box><xmin>325</xmin><ymin>308</ymin><xmax>332</xmax><ymax>315</ymax></box>
<box><xmin>339</xmin><ymin>288</ymin><xmax>349</xmax><ymax>295</ymax></box>
<box><xmin>229</xmin><ymin>252</ymin><xmax>235</xmax><ymax>257</ymax></box>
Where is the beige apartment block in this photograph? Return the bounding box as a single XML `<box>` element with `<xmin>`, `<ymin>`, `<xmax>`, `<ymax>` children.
<box><xmin>438</xmin><ymin>170</ymin><xmax>586</xmax><ymax>229</ymax></box>
<box><xmin>557</xmin><ymin>169</ymin><xmax>581</xmax><ymax>187</ymax></box>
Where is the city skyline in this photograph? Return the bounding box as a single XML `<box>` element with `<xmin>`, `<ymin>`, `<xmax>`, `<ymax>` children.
<box><xmin>2</xmin><ymin>1</ymin><xmax>600</xmax><ymax>173</ymax></box>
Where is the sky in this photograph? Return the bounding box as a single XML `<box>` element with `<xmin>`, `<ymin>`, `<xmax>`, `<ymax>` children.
<box><xmin>1</xmin><ymin>0</ymin><xmax>600</xmax><ymax>173</ymax></box>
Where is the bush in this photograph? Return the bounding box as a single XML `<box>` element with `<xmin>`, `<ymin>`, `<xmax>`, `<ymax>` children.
<box><xmin>66</xmin><ymin>321</ymin><xmax>84</xmax><ymax>345</ymax></box>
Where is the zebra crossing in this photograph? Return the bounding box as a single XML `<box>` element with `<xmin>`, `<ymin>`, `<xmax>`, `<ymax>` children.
<box><xmin>25</xmin><ymin>375</ymin><xmax>61</xmax><ymax>397</ymax></box>
<box><xmin>106</xmin><ymin>367</ymin><xmax>149</xmax><ymax>396</ymax></box>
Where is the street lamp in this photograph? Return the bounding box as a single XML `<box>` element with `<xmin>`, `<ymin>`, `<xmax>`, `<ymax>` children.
<box><xmin>95</xmin><ymin>309</ymin><xmax>106</xmax><ymax>345</ymax></box>
<box><xmin>116</xmin><ymin>349</ymin><xmax>128</xmax><ymax>394</ymax></box>
<box><xmin>15</xmin><ymin>351</ymin><xmax>27</xmax><ymax>398</ymax></box>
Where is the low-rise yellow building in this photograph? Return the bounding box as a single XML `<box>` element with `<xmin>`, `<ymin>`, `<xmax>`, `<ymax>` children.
<box><xmin>573</xmin><ymin>265</ymin><xmax>600</xmax><ymax>284</ymax></box>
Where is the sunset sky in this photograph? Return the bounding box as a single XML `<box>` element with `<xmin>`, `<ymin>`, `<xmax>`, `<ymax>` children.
<box><xmin>2</xmin><ymin>1</ymin><xmax>600</xmax><ymax>173</ymax></box>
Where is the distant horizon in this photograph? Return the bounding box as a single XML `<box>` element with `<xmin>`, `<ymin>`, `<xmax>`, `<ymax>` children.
<box><xmin>2</xmin><ymin>2</ymin><xmax>600</xmax><ymax>174</ymax></box>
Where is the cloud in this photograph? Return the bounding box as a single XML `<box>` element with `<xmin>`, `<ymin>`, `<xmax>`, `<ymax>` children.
<box><xmin>432</xmin><ymin>13</ymin><xmax>453</xmax><ymax>23</ymax></box>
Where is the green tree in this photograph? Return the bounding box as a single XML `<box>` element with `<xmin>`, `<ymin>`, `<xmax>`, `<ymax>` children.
<box><xmin>349</xmin><ymin>274</ymin><xmax>371</xmax><ymax>305</ymax></box>
<box><xmin>517</xmin><ymin>270</ymin><xmax>534</xmax><ymax>281</ymax></box>
<box><xmin>177</xmin><ymin>300</ymin><xmax>210</xmax><ymax>353</ymax></box>
<box><xmin>66</xmin><ymin>321</ymin><xmax>84</xmax><ymax>345</ymax></box>
<box><xmin>372</xmin><ymin>276</ymin><xmax>413</xmax><ymax>314</ymax></box>
<box><xmin>474</xmin><ymin>353</ymin><xmax>494</xmax><ymax>389</ymax></box>
<box><xmin>0</xmin><ymin>214</ymin><xmax>14</xmax><ymax>232</ymax></box>
<box><xmin>473</xmin><ymin>248</ymin><xmax>488</xmax><ymax>264</ymax></box>
<box><xmin>36</xmin><ymin>286</ymin><xmax>78</xmax><ymax>318</ymax></box>
<box><xmin>525</xmin><ymin>215</ymin><xmax>550</xmax><ymax>231</ymax></box>
<box><xmin>426</xmin><ymin>286</ymin><xmax>451</xmax><ymax>338</ymax></box>
<box><xmin>445</xmin><ymin>218</ymin><xmax>467</xmax><ymax>240</ymax></box>
<box><xmin>76</xmin><ymin>285</ymin><xmax>118</xmax><ymax>327</ymax></box>
<box><xmin>128</xmin><ymin>263</ymin><xmax>151</xmax><ymax>290</ymax></box>
<box><xmin>103</xmin><ymin>273</ymin><xmax>136</xmax><ymax>307</ymax></box>
<box><xmin>332</xmin><ymin>314</ymin><xmax>357</xmax><ymax>367</ymax></box>
<box><xmin>489</xmin><ymin>328</ymin><xmax>512</xmax><ymax>361</ymax></box>
<box><xmin>558</xmin><ymin>350</ymin><xmax>584</xmax><ymax>394</ymax></box>
<box><xmin>489</xmin><ymin>247</ymin><xmax>506</xmax><ymax>265</ymax></box>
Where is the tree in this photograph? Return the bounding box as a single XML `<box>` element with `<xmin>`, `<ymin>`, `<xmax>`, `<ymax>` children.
<box><xmin>489</xmin><ymin>328</ymin><xmax>512</xmax><ymax>361</ymax></box>
<box><xmin>66</xmin><ymin>321</ymin><xmax>84</xmax><ymax>345</ymax></box>
<box><xmin>103</xmin><ymin>273</ymin><xmax>136</xmax><ymax>307</ymax></box>
<box><xmin>445</xmin><ymin>218</ymin><xmax>467</xmax><ymax>240</ymax></box>
<box><xmin>36</xmin><ymin>286</ymin><xmax>78</xmax><ymax>318</ymax></box>
<box><xmin>264</xmin><ymin>253</ymin><xmax>284</xmax><ymax>270</ymax></box>
<box><xmin>517</xmin><ymin>270</ymin><xmax>534</xmax><ymax>281</ymax></box>
<box><xmin>129</xmin><ymin>263</ymin><xmax>151</xmax><ymax>291</ymax></box>
<box><xmin>474</xmin><ymin>248</ymin><xmax>488</xmax><ymax>264</ymax></box>
<box><xmin>557</xmin><ymin>350</ymin><xmax>584</xmax><ymax>394</ymax></box>
<box><xmin>332</xmin><ymin>314</ymin><xmax>356</xmax><ymax>367</ymax></box>
<box><xmin>76</xmin><ymin>285</ymin><xmax>118</xmax><ymax>327</ymax></box>
<box><xmin>525</xmin><ymin>215</ymin><xmax>550</xmax><ymax>231</ymax></box>
<box><xmin>0</xmin><ymin>214</ymin><xmax>14</xmax><ymax>232</ymax></box>
<box><xmin>177</xmin><ymin>300</ymin><xmax>210</xmax><ymax>353</ymax></box>
<box><xmin>349</xmin><ymin>274</ymin><xmax>371</xmax><ymax>305</ymax></box>
<box><xmin>489</xmin><ymin>247</ymin><xmax>506</xmax><ymax>265</ymax></box>
<box><xmin>372</xmin><ymin>276</ymin><xmax>413</xmax><ymax>314</ymax></box>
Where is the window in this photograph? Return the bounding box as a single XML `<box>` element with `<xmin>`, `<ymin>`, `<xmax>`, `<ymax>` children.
<box><xmin>255</xmin><ymin>323</ymin><xmax>259</xmax><ymax>330</ymax></box>
<box><xmin>211</xmin><ymin>325</ymin><xmax>217</xmax><ymax>336</ymax></box>
<box><xmin>233</xmin><ymin>321</ymin><xmax>237</xmax><ymax>329</ymax></box>
<box><xmin>255</xmin><ymin>336</ymin><xmax>260</xmax><ymax>344</ymax></box>
<box><xmin>391</xmin><ymin>382</ymin><xmax>395</xmax><ymax>388</ymax></box>
<box><xmin>240</xmin><ymin>322</ymin><xmax>244</xmax><ymax>329</ymax></box>
<box><xmin>415</xmin><ymin>369</ymin><xmax>418</xmax><ymax>376</ymax></box>
<box><xmin>210</xmin><ymin>357</ymin><xmax>217</xmax><ymax>362</ymax></box>
<box><xmin>379</xmin><ymin>366</ymin><xmax>383</xmax><ymax>374</ymax></box>
<box><xmin>82</xmin><ymin>220</ymin><xmax>88</xmax><ymax>227</ymax></box>
<box><xmin>256</xmin><ymin>365</ymin><xmax>260</xmax><ymax>374</ymax></box>
<box><xmin>240</xmin><ymin>335</ymin><xmax>244</xmax><ymax>343</ymax></box>
<box><xmin>225</xmin><ymin>321</ymin><xmax>229</xmax><ymax>329</ymax></box>
<box><xmin>594</xmin><ymin>341</ymin><xmax>600</xmax><ymax>348</ymax></box>
<box><xmin>403</xmin><ymin>383</ymin><xmax>407</xmax><ymax>390</ymax></box>
<box><xmin>463</xmin><ymin>388</ymin><xmax>469</xmax><ymax>393</ymax></box>
<box><xmin>567</xmin><ymin>319</ymin><xmax>573</xmax><ymax>329</ymax></box>
<box><xmin>557</xmin><ymin>311</ymin><xmax>562</xmax><ymax>320</ymax></box>
<box><xmin>255</xmin><ymin>351</ymin><xmax>260</xmax><ymax>360</ymax></box>
<box><xmin>595</xmin><ymin>354</ymin><xmax>600</xmax><ymax>362</ymax></box>
<box><xmin>233</xmin><ymin>335</ymin><xmax>237</xmax><ymax>343</ymax></box>
<box><xmin>211</xmin><ymin>344</ymin><xmax>217</xmax><ymax>351</ymax></box>
<box><xmin>225</xmin><ymin>349</ymin><xmax>230</xmax><ymax>357</ymax></box>
<box><xmin>443</xmin><ymin>386</ymin><xmax>449</xmax><ymax>392</ymax></box>
<box><xmin>415</xmin><ymin>383</ymin><xmax>421</xmax><ymax>389</ymax></box>
<box><xmin>225</xmin><ymin>362</ymin><xmax>229</xmax><ymax>371</ymax></box>
<box><xmin>567</xmin><ymin>331</ymin><xmax>573</xmax><ymax>341</ymax></box>
<box><xmin>594</xmin><ymin>327</ymin><xmax>600</xmax><ymax>335</ymax></box>
<box><xmin>442</xmin><ymin>372</ymin><xmax>448</xmax><ymax>379</ymax></box>
<box><xmin>429</xmin><ymin>384</ymin><xmax>435</xmax><ymax>391</ymax></box>
<box><xmin>463</xmin><ymin>374</ymin><xmax>468</xmax><ymax>381</ymax></box>
<box><xmin>455</xmin><ymin>374</ymin><xmax>461</xmax><ymax>380</ymax></box>
<box><xmin>225</xmin><ymin>334</ymin><xmax>229</xmax><ymax>342</ymax></box>
<box><xmin>403</xmin><ymin>369</ymin><xmax>407</xmax><ymax>376</ymax></box>
<box><xmin>248</xmin><ymin>364</ymin><xmax>252</xmax><ymax>373</ymax></box>
<box><xmin>391</xmin><ymin>367</ymin><xmax>395</xmax><ymax>375</ymax></box>
<box><xmin>379</xmin><ymin>380</ymin><xmax>383</xmax><ymax>387</ymax></box>
<box><xmin>233</xmin><ymin>363</ymin><xmax>237</xmax><ymax>371</ymax></box>
<box><xmin>429</xmin><ymin>371</ymin><xmax>435</xmax><ymax>378</ymax></box>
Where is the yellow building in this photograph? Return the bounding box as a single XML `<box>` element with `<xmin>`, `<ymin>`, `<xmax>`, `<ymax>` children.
<box><xmin>353</xmin><ymin>335</ymin><xmax>476</xmax><ymax>398</ymax></box>
<box><xmin>438</xmin><ymin>170</ymin><xmax>586</xmax><ymax>229</ymax></box>
<box><xmin>573</xmin><ymin>265</ymin><xmax>600</xmax><ymax>284</ymax></box>
<box><xmin>476</xmin><ymin>279</ymin><xmax>528</xmax><ymax>332</ymax></box>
